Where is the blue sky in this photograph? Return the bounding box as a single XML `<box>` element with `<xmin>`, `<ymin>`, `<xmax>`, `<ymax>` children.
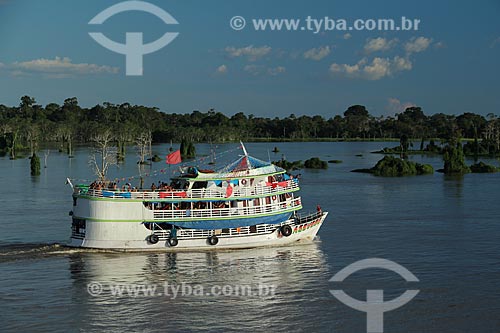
<box><xmin>0</xmin><ymin>0</ymin><xmax>499</xmax><ymax>118</ymax></box>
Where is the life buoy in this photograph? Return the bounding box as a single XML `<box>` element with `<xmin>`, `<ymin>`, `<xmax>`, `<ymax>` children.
<box><xmin>208</xmin><ymin>235</ymin><xmax>219</xmax><ymax>245</ymax></box>
<box><xmin>148</xmin><ymin>234</ymin><xmax>159</xmax><ymax>244</ymax></box>
<box><xmin>168</xmin><ymin>238</ymin><xmax>178</xmax><ymax>247</ymax></box>
<box><xmin>241</xmin><ymin>179</ymin><xmax>247</xmax><ymax>185</ymax></box>
<box><xmin>272</xmin><ymin>195</ymin><xmax>277</xmax><ymax>201</ymax></box>
<box><xmin>281</xmin><ymin>225</ymin><xmax>292</xmax><ymax>237</ymax></box>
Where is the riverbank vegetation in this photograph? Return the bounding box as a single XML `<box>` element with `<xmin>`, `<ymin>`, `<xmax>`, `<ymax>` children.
<box><xmin>1</xmin><ymin>96</ymin><xmax>500</xmax><ymax>160</ymax></box>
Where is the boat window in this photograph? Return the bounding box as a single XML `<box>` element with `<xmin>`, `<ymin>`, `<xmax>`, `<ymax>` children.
<box><xmin>192</xmin><ymin>181</ymin><xmax>208</xmax><ymax>189</ymax></box>
<box><xmin>143</xmin><ymin>222</ymin><xmax>172</xmax><ymax>230</ymax></box>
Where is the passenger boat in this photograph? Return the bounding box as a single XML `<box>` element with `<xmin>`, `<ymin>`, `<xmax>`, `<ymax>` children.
<box><xmin>68</xmin><ymin>144</ymin><xmax>327</xmax><ymax>250</ymax></box>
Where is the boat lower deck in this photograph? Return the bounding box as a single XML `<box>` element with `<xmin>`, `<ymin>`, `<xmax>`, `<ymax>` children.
<box><xmin>68</xmin><ymin>212</ymin><xmax>327</xmax><ymax>251</ymax></box>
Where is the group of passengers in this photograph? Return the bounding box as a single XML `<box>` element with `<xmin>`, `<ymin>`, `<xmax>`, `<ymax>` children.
<box><xmin>89</xmin><ymin>181</ymin><xmax>118</xmax><ymax>190</ymax></box>
<box><xmin>150</xmin><ymin>181</ymin><xmax>174</xmax><ymax>191</ymax></box>
<box><xmin>145</xmin><ymin>202</ymin><xmax>192</xmax><ymax>210</ymax></box>
<box><xmin>89</xmin><ymin>181</ymin><xmax>137</xmax><ymax>192</ymax></box>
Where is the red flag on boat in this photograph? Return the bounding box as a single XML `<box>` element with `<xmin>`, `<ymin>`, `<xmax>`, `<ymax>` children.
<box><xmin>166</xmin><ymin>150</ymin><xmax>182</xmax><ymax>164</ymax></box>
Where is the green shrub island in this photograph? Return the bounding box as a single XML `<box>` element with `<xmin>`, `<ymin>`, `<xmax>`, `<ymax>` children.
<box><xmin>470</xmin><ymin>162</ymin><xmax>498</xmax><ymax>173</ymax></box>
<box><xmin>442</xmin><ymin>143</ymin><xmax>470</xmax><ymax>174</ymax></box>
<box><xmin>304</xmin><ymin>157</ymin><xmax>328</xmax><ymax>169</ymax></box>
<box><xmin>353</xmin><ymin>156</ymin><xmax>434</xmax><ymax>177</ymax></box>
<box><xmin>151</xmin><ymin>154</ymin><xmax>162</xmax><ymax>162</ymax></box>
<box><xmin>30</xmin><ymin>153</ymin><xmax>41</xmax><ymax>176</ymax></box>
<box><xmin>273</xmin><ymin>160</ymin><xmax>304</xmax><ymax>171</ymax></box>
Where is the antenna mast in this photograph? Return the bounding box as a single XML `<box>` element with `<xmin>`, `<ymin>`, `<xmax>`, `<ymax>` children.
<box><xmin>240</xmin><ymin>141</ymin><xmax>248</xmax><ymax>156</ymax></box>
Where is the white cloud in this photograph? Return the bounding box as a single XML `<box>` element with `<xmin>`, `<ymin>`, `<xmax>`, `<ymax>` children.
<box><xmin>303</xmin><ymin>46</ymin><xmax>331</xmax><ymax>61</ymax></box>
<box><xmin>244</xmin><ymin>65</ymin><xmax>285</xmax><ymax>76</ymax></box>
<box><xmin>404</xmin><ymin>37</ymin><xmax>432</xmax><ymax>54</ymax></box>
<box><xmin>224</xmin><ymin>45</ymin><xmax>271</xmax><ymax>61</ymax></box>
<box><xmin>329</xmin><ymin>56</ymin><xmax>412</xmax><ymax>80</ymax></box>
<box><xmin>330</xmin><ymin>36</ymin><xmax>435</xmax><ymax>80</ymax></box>
<box><xmin>343</xmin><ymin>33</ymin><xmax>352</xmax><ymax>40</ymax></box>
<box><xmin>392</xmin><ymin>55</ymin><xmax>412</xmax><ymax>71</ymax></box>
<box><xmin>362</xmin><ymin>57</ymin><xmax>392</xmax><ymax>80</ymax></box>
<box><xmin>387</xmin><ymin>98</ymin><xmax>416</xmax><ymax>114</ymax></box>
<box><xmin>6</xmin><ymin>57</ymin><xmax>118</xmax><ymax>78</ymax></box>
<box><xmin>267</xmin><ymin>66</ymin><xmax>286</xmax><ymax>76</ymax></box>
<box><xmin>216</xmin><ymin>64</ymin><xmax>227</xmax><ymax>74</ymax></box>
<box><xmin>364</xmin><ymin>37</ymin><xmax>398</xmax><ymax>53</ymax></box>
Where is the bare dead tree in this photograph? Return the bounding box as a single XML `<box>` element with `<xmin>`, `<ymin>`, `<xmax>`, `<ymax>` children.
<box><xmin>57</xmin><ymin>125</ymin><xmax>74</xmax><ymax>157</ymax></box>
<box><xmin>1</xmin><ymin>122</ymin><xmax>19</xmax><ymax>159</ymax></box>
<box><xmin>136</xmin><ymin>131</ymin><xmax>152</xmax><ymax>165</ymax></box>
<box><xmin>115</xmin><ymin>130</ymin><xmax>132</xmax><ymax>162</ymax></box>
<box><xmin>25</xmin><ymin>124</ymin><xmax>40</xmax><ymax>156</ymax></box>
<box><xmin>89</xmin><ymin>130</ymin><xmax>117</xmax><ymax>181</ymax></box>
<box><xmin>494</xmin><ymin>119</ymin><xmax>500</xmax><ymax>152</ymax></box>
<box><xmin>44</xmin><ymin>149</ymin><xmax>50</xmax><ymax>168</ymax></box>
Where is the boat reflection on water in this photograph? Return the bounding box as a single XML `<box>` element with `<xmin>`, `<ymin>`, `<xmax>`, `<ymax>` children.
<box><xmin>68</xmin><ymin>242</ymin><xmax>329</xmax><ymax>331</ymax></box>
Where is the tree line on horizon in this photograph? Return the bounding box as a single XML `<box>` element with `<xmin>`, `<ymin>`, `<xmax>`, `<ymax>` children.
<box><xmin>1</xmin><ymin>96</ymin><xmax>500</xmax><ymax>159</ymax></box>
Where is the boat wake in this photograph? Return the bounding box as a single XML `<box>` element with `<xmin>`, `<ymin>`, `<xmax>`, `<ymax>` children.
<box><xmin>0</xmin><ymin>242</ymin><xmax>122</xmax><ymax>263</ymax></box>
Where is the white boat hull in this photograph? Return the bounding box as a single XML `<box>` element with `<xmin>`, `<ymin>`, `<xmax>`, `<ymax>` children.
<box><xmin>68</xmin><ymin>212</ymin><xmax>327</xmax><ymax>251</ymax></box>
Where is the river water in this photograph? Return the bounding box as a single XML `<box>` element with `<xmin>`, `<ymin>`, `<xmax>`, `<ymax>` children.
<box><xmin>0</xmin><ymin>142</ymin><xmax>499</xmax><ymax>332</ymax></box>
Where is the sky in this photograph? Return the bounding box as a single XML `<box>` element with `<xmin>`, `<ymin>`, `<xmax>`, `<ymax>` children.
<box><xmin>0</xmin><ymin>0</ymin><xmax>499</xmax><ymax>118</ymax></box>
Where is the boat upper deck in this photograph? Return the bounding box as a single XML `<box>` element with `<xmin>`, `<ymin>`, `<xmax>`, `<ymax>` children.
<box><xmin>74</xmin><ymin>179</ymin><xmax>300</xmax><ymax>201</ymax></box>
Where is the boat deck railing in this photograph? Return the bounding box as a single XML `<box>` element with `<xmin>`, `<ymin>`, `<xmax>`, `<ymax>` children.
<box><xmin>149</xmin><ymin>210</ymin><xmax>324</xmax><ymax>240</ymax></box>
<box><xmin>294</xmin><ymin>210</ymin><xmax>324</xmax><ymax>224</ymax></box>
<box><xmin>151</xmin><ymin>197</ymin><xmax>302</xmax><ymax>220</ymax></box>
<box><xmin>152</xmin><ymin>223</ymin><xmax>282</xmax><ymax>240</ymax></box>
<box><xmin>75</xmin><ymin>180</ymin><xmax>299</xmax><ymax>200</ymax></box>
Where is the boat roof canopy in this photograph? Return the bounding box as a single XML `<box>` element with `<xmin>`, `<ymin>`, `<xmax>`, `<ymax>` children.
<box><xmin>177</xmin><ymin>155</ymin><xmax>285</xmax><ymax>181</ymax></box>
<box><xmin>218</xmin><ymin>155</ymin><xmax>271</xmax><ymax>173</ymax></box>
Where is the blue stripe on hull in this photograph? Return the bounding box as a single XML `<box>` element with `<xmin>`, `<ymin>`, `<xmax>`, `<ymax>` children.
<box><xmin>166</xmin><ymin>212</ymin><xmax>292</xmax><ymax>230</ymax></box>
